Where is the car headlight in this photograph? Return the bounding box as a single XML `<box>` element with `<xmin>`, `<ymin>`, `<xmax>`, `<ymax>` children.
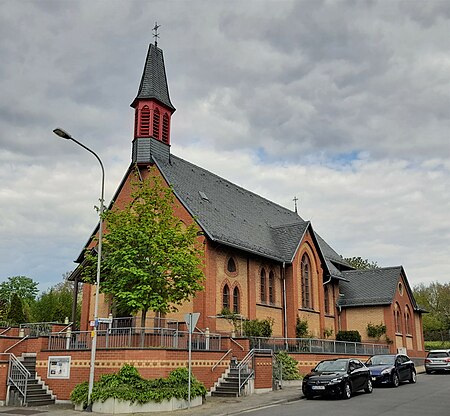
<box><xmin>381</xmin><ymin>369</ymin><xmax>391</xmax><ymax>375</ymax></box>
<box><xmin>329</xmin><ymin>377</ymin><xmax>343</xmax><ymax>384</ymax></box>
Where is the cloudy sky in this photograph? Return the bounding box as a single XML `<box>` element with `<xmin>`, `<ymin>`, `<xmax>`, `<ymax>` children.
<box><xmin>0</xmin><ymin>0</ymin><xmax>449</xmax><ymax>293</ymax></box>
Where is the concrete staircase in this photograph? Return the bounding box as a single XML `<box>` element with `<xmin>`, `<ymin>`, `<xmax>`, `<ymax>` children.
<box><xmin>19</xmin><ymin>355</ymin><xmax>55</xmax><ymax>406</ymax></box>
<box><xmin>211</xmin><ymin>360</ymin><xmax>253</xmax><ymax>397</ymax></box>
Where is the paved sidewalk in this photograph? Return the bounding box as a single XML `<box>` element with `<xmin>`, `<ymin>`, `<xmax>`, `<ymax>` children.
<box><xmin>0</xmin><ymin>386</ymin><xmax>303</xmax><ymax>416</ymax></box>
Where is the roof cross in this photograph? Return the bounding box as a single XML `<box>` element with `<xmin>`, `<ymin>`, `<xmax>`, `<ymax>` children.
<box><xmin>293</xmin><ymin>196</ymin><xmax>299</xmax><ymax>214</ymax></box>
<box><xmin>152</xmin><ymin>22</ymin><xmax>161</xmax><ymax>47</ymax></box>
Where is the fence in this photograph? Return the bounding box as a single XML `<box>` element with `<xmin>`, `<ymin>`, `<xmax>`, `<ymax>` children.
<box><xmin>250</xmin><ymin>337</ymin><xmax>390</xmax><ymax>355</ymax></box>
<box><xmin>48</xmin><ymin>327</ymin><xmax>222</xmax><ymax>351</ymax></box>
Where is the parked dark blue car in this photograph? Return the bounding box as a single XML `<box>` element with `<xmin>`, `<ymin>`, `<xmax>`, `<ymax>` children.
<box><xmin>366</xmin><ymin>354</ymin><xmax>416</xmax><ymax>387</ymax></box>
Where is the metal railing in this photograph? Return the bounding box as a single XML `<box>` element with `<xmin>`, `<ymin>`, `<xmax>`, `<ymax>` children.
<box><xmin>1</xmin><ymin>353</ymin><xmax>30</xmax><ymax>404</ymax></box>
<box><xmin>212</xmin><ymin>349</ymin><xmax>233</xmax><ymax>372</ymax></box>
<box><xmin>250</xmin><ymin>337</ymin><xmax>390</xmax><ymax>355</ymax></box>
<box><xmin>20</xmin><ymin>322</ymin><xmax>59</xmax><ymax>337</ymax></box>
<box><xmin>48</xmin><ymin>327</ymin><xmax>222</xmax><ymax>351</ymax></box>
<box><xmin>237</xmin><ymin>348</ymin><xmax>273</xmax><ymax>396</ymax></box>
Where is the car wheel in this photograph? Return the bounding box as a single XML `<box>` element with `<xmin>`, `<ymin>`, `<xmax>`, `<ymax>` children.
<box><xmin>409</xmin><ymin>370</ymin><xmax>417</xmax><ymax>383</ymax></box>
<box><xmin>364</xmin><ymin>378</ymin><xmax>373</xmax><ymax>394</ymax></box>
<box><xmin>392</xmin><ymin>372</ymin><xmax>400</xmax><ymax>387</ymax></box>
<box><xmin>342</xmin><ymin>382</ymin><xmax>352</xmax><ymax>399</ymax></box>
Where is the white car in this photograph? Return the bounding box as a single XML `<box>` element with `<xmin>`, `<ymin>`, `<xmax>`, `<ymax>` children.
<box><xmin>425</xmin><ymin>349</ymin><xmax>450</xmax><ymax>374</ymax></box>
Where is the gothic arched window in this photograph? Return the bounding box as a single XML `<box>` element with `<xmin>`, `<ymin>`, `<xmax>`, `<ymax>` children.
<box><xmin>233</xmin><ymin>287</ymin><xmax>240</xmax><ymax>314</ymax></box>
<box><xmin>301</xmin><ymin>254</ymin><xmax>312</xmax><ymax>309</ymax></box>
<box><xmin>268</xmin><ymin>271</ymin><xmax>275</xmax><ymax>304</ymax></box>
<box><xmin>260</xmin><ymin>268</ymin><xmax>267</xmax><ymax>303</ymax></box>
<box><xmin>223</xmin><ymin>284</ymin><xmax>230</xmax><ymax>311</ymax></box>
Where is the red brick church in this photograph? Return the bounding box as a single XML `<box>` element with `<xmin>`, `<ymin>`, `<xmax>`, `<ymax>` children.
<box><xmin>70</xmin><ymin>40</ymin><xmax>425</xmax><ymax>357</ymax></box>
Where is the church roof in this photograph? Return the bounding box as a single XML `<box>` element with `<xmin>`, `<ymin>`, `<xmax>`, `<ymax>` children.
<box><xmin>131</xmin><ymin>43</ymin><xmax>175</xmax><ymax>111</ymax></box>
<box><xmin>338</xmin><ymin>266</ymin><xmax>419</xmax><ymax>310</ymax></box>
<box><xmin>153</xmin><ymin>148</ymin><xmax>348</xmax><ymax>273</ymax></box>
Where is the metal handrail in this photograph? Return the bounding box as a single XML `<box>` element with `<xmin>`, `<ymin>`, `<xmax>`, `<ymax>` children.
<box><xmin>57</xmin><ymin>323</ymin><xmax>74</xmax><ymax>333</ymax></box>
<box><xmin>230</xmin><ymin>337</ymin><xmax>245</xmax><ymax>350</ymax></box>
<box><xmin>0</xmin><ymin>327</ymin><xmax>11</xmax><ymax>335</ymax></box>
<box><xmin>3</xmin><ymin>353</ymin><xmax>30</xmax><ymax>404</ymax></box>
<box><xmin>237</xmin><ymin>349</ymin><xmax>255</xmax><ymax>395</ymax></box>
<box><xmin>4</xmin><ymin>336</ymin><xmax>29</xmax><ymax>353</ymax></box>
<box><xmin>212</xmin><ymin>349</ymin><xmax>233</xmax><ymax>372</ymax></box>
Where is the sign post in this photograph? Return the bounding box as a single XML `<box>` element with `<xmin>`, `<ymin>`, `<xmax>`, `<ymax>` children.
<box><xmin>184</xmin><ymin>312</ymin><xmax>200</xmax><ymax>408</ymax></box>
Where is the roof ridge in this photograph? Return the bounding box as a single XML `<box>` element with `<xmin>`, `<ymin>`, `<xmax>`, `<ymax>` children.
<box><xmin>271</xmin><ymin>221</ymin><xmax>308</xmax><ymax>229</ymax></box>
<box><xmin>343</xmin><ymin>265</ymin><xmax>402</xmax><ymax>274</ymax></box>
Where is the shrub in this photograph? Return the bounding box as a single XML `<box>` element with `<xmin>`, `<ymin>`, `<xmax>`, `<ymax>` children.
<box><xmin>70</xmin><ymin>365</ymin><xmax>207</xmax><ymax>407</ymax></box>
<box><xmin>296</xmin><ymin>317</ymin><xmax>309</xmax><ymax>338</ymax></box>
<box><xmin>274</xmin><ymin>351</ymin><xmax>301</xmax><ymax>380</ymax></box>
<box><xmin>367</xmin><ymin>323</ymin><xmax>386</xmax><ymax>340</ymax></box>
<box><xmin>242</xmin><ymin>318</ymin><xmax>273</xmax><ymax>338</ymax></box>
<box><xmin>336</xmin><ymin>330</ymin><xmax>361</xmax><ymax>343</ymax></box>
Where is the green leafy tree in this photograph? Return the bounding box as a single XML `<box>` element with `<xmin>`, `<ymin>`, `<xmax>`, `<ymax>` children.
<box><xmin>344</xmin><ymin>256</ymin><xmax>378</xmax><ymax>270</ymax></box>
<box><xmin>31</xmin><ymin>279</ymin><xmax>80</xmax><ymax>324</ymax></box>
<box><xmin>83</xmin><ymin>168</ymin><xmax>205</xmax><ymax>327</ymax></box>
<box><xmin>0</xmin><ymin>276</ymin><xmax>39</xmax><ymax>304</ymax></box>
<box><xmin>413</xmin><ymin>282</ymin><xmax>450</xmax><ymax>334</ymax></box>
<box><xmin>6</xmin><ymin>293</ymin><xmax>27</xmax><ymax>324</ymax></box>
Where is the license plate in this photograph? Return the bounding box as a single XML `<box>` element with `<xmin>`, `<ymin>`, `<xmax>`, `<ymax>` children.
<box><xmin>312</xmin><ymin>385</ymin><xmax>325</xmax><ymax>390</ymax></box>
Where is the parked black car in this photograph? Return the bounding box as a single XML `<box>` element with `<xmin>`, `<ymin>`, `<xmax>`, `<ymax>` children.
<box><xmin>366</xmin><ymin>354</ymin><xmax>416</xmax><ymax>387</ymax></box>
<box><xmin>302</xmin><ymin>358</ymin><xmax>373</xmax><ymax>399</ymax></box>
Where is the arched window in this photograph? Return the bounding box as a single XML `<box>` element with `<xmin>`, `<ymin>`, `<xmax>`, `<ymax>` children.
<box><xmin>394</xmin><ymin>304</ymin><xmax>402</xmax><ymax>333</ymax></box>
<box><xmin>162</xmin><ymin>113</ymin><xmax>169</xmax><ymax>143</ymax></box>
<box><xmin>260</xmin><ymin>268</ymin><xmax>266</xmax><ymax>303</ymax></box>
<box><xmin>268</xmin><ymin>271</ymin><xmax>275</xmax><ymax>304</ymax></box>
<box><xmin>405</xmin><ymin>306</ymin><xmax>411</xmax><ymax>335</ymax></box>
<box><xmin>233</xmin><ymin>287</ymin><xmax>240</xmax><ymax>314</ymax></box>
<box><xmin>140</xmin><ymin>106</ymin><xmax>150</xmax><ymax>136</ymax></box>
<box><xmin>301</xmin><ymin>254</ymin><xmax>312</xmax><ymax>309</ymax></box>
<box><xmin>222</xmin><ymin>284</ymin><xmax>230</xmax><ymax>311</ymax></box>
<box><xmin>324</xmin><ymin>285</ymin><xmax>330</xmax><ymax>315</ymax></box>
<box><xmin>153</xmin><ymin>107</ymin><xmax>160</xmax><ymax>139</ymax></box>
<box><xmin>227</xmin><ymin>257</ymin><xmax>237</xmax><ymax>273</ymax></box>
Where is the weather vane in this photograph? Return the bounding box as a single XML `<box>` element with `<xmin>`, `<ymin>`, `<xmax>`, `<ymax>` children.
<box><xmin>293</xmin><ymin>196</ymin><xmax>299</xmax><ymax>214</ymax></box>
<box><xmin>153</xmin><ymin>22</ymin><xmax>160</xmax><ymax>47</ymax></box>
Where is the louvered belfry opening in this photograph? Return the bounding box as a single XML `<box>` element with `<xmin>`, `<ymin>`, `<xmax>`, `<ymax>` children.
<box><xmin>140</xmin><ymin>105</ymin><xmax>151</xmax><ymax>136</ymax></box>
<box><xmin>162</xmin><ymin>113</ymin><xmax>169</xmax><ymax>143</ymax></box>
<box><xmin>153</xmin><ymin>107</ymin><xmax>160</xmax><ymax>139</ymax></box>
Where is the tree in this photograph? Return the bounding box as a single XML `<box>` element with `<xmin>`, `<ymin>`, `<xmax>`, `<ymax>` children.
<box><xmin>6</xmin><ymin>293</ymin><xmax>27</xmax><ymax>325</ymax></box>
<box><xmin>0</xmin><ymin>276</ymin><xmax>39</xmax><ymax>304</ymax></box>
<box><xmin>344</xmin><ymin>256</ymin><xmax>378</xmax><ymax>270</ymax></box>
<box><xmin>413</xmin><ymin>282</ymin><xmax>450</xmax><ymax>334</ymax></box>
<box><xmin>83</xmin><ymin>168</ymin><xmax>205</xmax><ymax>327</ymax></box>
<box><xmin>31</xmin><ymin>278</ymin><xmax>80</xmax><ymax>324</ymax></box>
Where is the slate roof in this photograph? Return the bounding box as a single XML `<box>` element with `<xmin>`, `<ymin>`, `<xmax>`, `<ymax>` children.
<box><xmin>153</xmin><ymin>149</ymin><xmax>348</xmax><ymax>274</ymax></box>
<box><xmin>338</xmin><ymin>266</ymin><xmax>419</xmax><ymax>309</ymax></box>
<box><xmin>131</xmin><ymin>43</ymin><xmax>175</xmax><ymax>111</ymax></box>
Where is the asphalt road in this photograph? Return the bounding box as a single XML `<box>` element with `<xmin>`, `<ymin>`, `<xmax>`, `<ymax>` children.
<box><xmin>242</xmin><ymin>373</ymin><xmax>450</xmax><ymax>416</ymax></box>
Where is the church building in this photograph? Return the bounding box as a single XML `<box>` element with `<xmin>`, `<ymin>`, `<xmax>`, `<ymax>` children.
<box><xmin>71</xmin><ymin>39</ymin><xmax>425</xmax><ymax>357</ymax></box>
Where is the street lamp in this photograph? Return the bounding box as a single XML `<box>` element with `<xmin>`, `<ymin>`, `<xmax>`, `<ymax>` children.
<box><xmin>53</xmin><ymin>127</ymin><xmax>104</xmax><ymax>411</ymax></box>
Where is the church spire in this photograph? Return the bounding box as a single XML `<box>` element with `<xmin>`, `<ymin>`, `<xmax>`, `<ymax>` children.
<box><xmin>131</xmin><ymin>29</ymin><xmax>175</xmax><ymax>145</ymax></box>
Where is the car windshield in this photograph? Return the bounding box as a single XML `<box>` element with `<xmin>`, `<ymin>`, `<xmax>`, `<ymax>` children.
<box><xmin>368</xmin><ymin>355</ymin><xmax>395</xmax><ymax>366</ymax></box>
<box><xmin>315</xmin><ymin>360</ymin><xmax>348</xmax><ymax>372</ymax></box>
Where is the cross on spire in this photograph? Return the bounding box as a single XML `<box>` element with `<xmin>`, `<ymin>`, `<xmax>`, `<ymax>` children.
<box><xmin>152</xmin><ymin>22</ymin><xmax>160</xmax><ymax>47</ymax></box>
<box><xmin>293</xmin><ymin>196</ymin><xmax>299</xmax><ymax>214</ymax></box>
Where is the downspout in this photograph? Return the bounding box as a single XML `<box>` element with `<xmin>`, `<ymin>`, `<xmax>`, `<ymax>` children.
<box><xmin>282</xmin><ymin>262</ymin><xmax>287</xmax><ymax>345</ymax></box>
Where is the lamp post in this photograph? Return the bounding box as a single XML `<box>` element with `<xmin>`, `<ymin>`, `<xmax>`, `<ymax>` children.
<box><xmin>53</xmin><ymin>128</ymin><xmax>104</xmax><ymax>410</ymax></box>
